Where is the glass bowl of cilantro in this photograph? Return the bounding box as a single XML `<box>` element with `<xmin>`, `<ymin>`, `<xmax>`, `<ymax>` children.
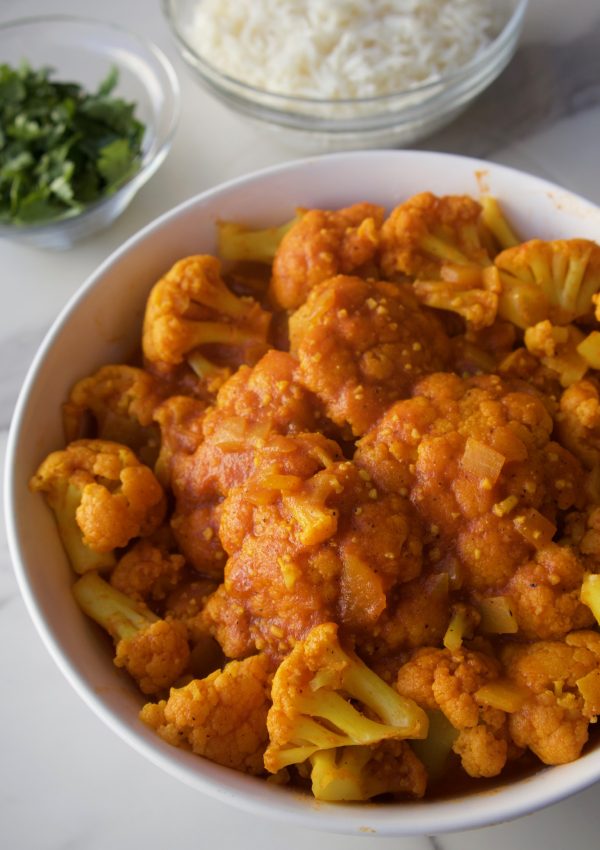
<box><xmin>0</xmin><ymin>15</ymin><xmax>180</xmax><ymax>249</ymax></box>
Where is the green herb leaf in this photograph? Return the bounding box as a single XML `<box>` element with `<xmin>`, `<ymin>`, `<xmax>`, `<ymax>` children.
<box><xmin>0</xmin><ymin>63</ymin><xmax>145</xmax><ymax>227</ymax></box>
<box><xmin>97</xmin><ymin>138</ymin><xmax>137</xmax><ymax>187</ymax></box>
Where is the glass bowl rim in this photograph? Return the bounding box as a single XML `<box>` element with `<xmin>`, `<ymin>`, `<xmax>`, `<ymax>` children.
<box><xmin>162</xmin><ymin>0</ymin><xmax>529</xmax><ymax>108</ymax></box>
<box><xmin>0</xmin><ymin>13</ymin><xmax>181</xmax><ymax>236</ymax></box>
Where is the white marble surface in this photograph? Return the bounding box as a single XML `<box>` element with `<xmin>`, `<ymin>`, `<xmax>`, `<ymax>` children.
<box><xmin>2</xmin><ymin>1</ymin><xmax>600</xmax><ymax>847</ymax></box>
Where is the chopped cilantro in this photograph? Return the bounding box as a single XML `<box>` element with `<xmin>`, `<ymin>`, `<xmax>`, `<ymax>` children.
<box><xmin>0</xmin><ymin>62</ymin><xmax>145</xmax><ymax>226</ymax></box>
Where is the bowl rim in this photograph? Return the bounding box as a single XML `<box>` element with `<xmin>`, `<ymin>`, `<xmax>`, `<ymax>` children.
<box><xmin>0</xmin><ymin>13</ymin><xmax>181</xmax><ymax>236</ymax></box>
<box><xmin>162</xmin><ymin>0</ymin><xmax>529</xmax><ymax>107</ymax></box>
<box><xmin>6</xmin><ymin>148</ymin><xmax>600</xmax><ymax>837</ymax></box>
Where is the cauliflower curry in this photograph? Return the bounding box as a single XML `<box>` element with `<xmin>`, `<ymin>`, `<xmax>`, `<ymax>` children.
<box><xmin>30</xmin><ymin>191</ymin><xmax>600</xmax><ymax>803</ymax></box>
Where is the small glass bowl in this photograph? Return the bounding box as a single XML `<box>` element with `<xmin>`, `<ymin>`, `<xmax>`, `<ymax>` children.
<box><xmin>163</xmin><ymin>0</ymin><xmax>528</xmax><ymax>152</ymax></box>
<box><xmin>0</xmin><ymin>15</ymin><xmax>180</xmax><ymax>250</ymax></box>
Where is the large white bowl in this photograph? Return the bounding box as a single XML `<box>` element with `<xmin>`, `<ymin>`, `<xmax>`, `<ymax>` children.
<box><xmin>6</xmin><ymin>150</ymin><xmax>600</xmax><ymax>837</ymax></box>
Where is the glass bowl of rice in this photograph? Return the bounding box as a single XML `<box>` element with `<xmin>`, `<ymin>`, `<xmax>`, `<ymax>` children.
<box><xmin>162</xmin><ymin>0</ymin><xmax>528</xmax><ymax>151</ymax></box>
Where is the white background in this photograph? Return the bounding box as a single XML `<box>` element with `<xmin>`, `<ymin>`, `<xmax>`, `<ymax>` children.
<box><xmin>2</xmin><ymin>1</ymin><xmax>600</xmax><ymax>848</ymax></box>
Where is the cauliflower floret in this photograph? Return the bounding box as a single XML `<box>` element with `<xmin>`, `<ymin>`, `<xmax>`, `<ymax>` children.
<box><xmin>73</xmin><ymin>571</ymin><xmax>189</xmax><ymax>694</ymax></box>
<box><xmin>203</xmin><ymin>433</ymin><xmax>423</xmax><ymax>660</ymax></box>
<box><xmin>364</xmin><ymin>572</ymin><xmax>451</xmax><ymax>659</ymax></box>
<box><xmin>165</xmin><ymin>576</ymin><xmax>220</xmax><ymax>624</ymax></box>
<box><xmin>63</xmin><ymin>364</ymin><xmax>164</xmax><ymax>465</ymax></box>
<box><xmin>502</xmin><ymin>631</ymin><xmax>600</xmax><ymax>764</ymax></box>
<box><xmin>524</xmin><ymin>320</ymin><xmax>588</xmax><ymax>388</ymax></box>
<box><xmin>309</xmin><ymin>741</ymin><xmax>426</xmax><ymax>801</ymax></box>
<box><xmin>495</xmin><ymin>238</ymin><xmax>600</xmax><ymax>326</ymax></box>
<box><xmin>30</xmin><ymin>439</ymin><xmax>166</xmax><ymax>573</ymax></box>
<box><xmin>379</xmin><ymin>194</ymin><xmax>553</xmax><ymax>331</ymax></box>
<box><xmin>503</xmin><ymin>543</ymin><xmax>594</xmax><ymax>640</ymax></box>
<box><xmin>396</xmin><ymin>646</ymin><xmax>508</xmax><ymax>778</ymax></box>
<box><xmin>264</xmin><ymin>623</ymin><xmax>428</xmax><ymax>773</ymax></box>
<box><xmin>355</xmin><ymin>372</ymin><xmax>583</xmax><ymax>598</ymax></box>
<box><xmin>152</xmin><ymin>394</ymin><xmax>207</xmax><ymax>486</ymax></box>
<box><xmin>169</xmin><ymin>350</ymin><xmax>320</xmax><ymax>574</ymax></box>
<box><xmin>289</xmin><ymin>275</ymin><xmax>450</xmax><ymax>437</ymax></box>
<box><xmin>109</xmin><ymin>530</ymin><xmax>186</xmax><ymax>605</ymax></box>
<box><xmin>142</xmin><ymin>255</ymin><xmax>271</xmax><ymax>394</ymax></box>
<box><xmin>140</xmin><ymin>653</ymin><xmax>273</xmax><ymax>774</ymax></box>
<box><xmin>413</xmin><ymin>263</ymin><xmax>501</xmax><ymax>331</ymax></box>
<box><xmin>379</xmin><ymin>192</ymin><xmax>495</xmax><ymax>281</ymax></box>
<box><xmin>270</xmin><ymin>203</ymin><xmax>384</xmax><ymax>310</ymax></box>
<box><xmin>557</xmin><ymin>379</ymin><xmax>600</xmax><ymax>481</ymax></box>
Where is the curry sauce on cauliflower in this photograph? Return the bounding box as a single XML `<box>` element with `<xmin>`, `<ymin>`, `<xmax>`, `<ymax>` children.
<box><xmin>30</xmin><ymin>190</ymin><xmax>600</xmax><ymax>803</ymax></box>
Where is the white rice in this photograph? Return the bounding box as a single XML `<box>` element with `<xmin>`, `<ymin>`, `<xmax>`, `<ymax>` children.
<box><xmin>185</xmin><ymin>0</ymin><xmax>494</xmax><ymax>100</ymax></box>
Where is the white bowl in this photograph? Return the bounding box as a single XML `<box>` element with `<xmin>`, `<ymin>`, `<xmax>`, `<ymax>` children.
<box><xmin>6</xmin><ymin>150</ymin><xmax>600</xmax><ymax>837</ymax></box>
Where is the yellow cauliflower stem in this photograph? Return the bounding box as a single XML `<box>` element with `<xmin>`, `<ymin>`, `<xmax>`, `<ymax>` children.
<box><xmin>502</xmin><ymin>631</ymin><xmax>600</xmax><ymax>764</ymax></box>
<box><xmin>524</xmin><ymin>320</ymin><xmax>588</xmax><ymax>387</ymax></box>
<box><xmin>495</xmin><ymin>238</ymin><xmax>600</xmax><ymax>326</ymax></box>
<box><xmin>264</xmin><ymin>623</ymin><xmax>428</xmax><ymax>773</ymax></box>
<box><xmin>140</xmin><ymin>653</ymin><xmax>273</xmax><ymax>774</ymax></box>
<box><xmin>396</xmin><ymin>647</ymin><xmax>509</xmax><ymax>778</ymax></box>
<box><xmin>30</xmin><ymin>439</ymin><xmax>166</xmax><ymax>573</ymax></box>
<box><xmin>62</xmin><ymin>364</ymin><xmax>163</xmax><ymax>464</ymax></box>
<box><xmin>309</xmin><ymin>740</ymin><xmax>426</xmax><ymax>802</ymax></box>
<box><xmin>217</xmin><ymin>217</ymin><xmax>296</xmax><ymax>264</ymax></box>
<box><xmin>379</xmin><ymin>192</ymin><xmax>497</xmax><ymax>281</ymax></box>
<box><xmin>73</xmin><ymin>571</ymin><xmax>190</xmax><ymax>694</ymax></box>
<box><xmin>142</xmin><ymin>255</ymin><xmax>271</xmax><ymax>389</ymax></box>
<box><xmin>479</xmin><ymin>196</ymin><xmax>521</xmax><ymax>250</ymax></box>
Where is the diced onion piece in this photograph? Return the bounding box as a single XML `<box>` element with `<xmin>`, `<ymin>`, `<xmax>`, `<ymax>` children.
<box><xmin>477</xmin><ymin>596</ymin><xmax>518</xmax><ymax>634</ymax></box>
<box><xmin>577</xmin><ymin>331</ymin><xmax>600</xmax><ymax>370</ymax></box>
<box><xmin>576</xmin><ymin>669</ymin><xmax>600</xmax><ymax>715</ymax></box>
<box><xmin>549</xmin><ymin>348</ymin><xmax>589</xmax><ymax>387</ymax></box>
<box><xmin>278</xmin><ymin>557</ymin><xmax>300</xmax><ymax>591</ymax></box>
<box><xmin>580</xmin><ymin>573</ymin><xmax>600</xmax><ymax>625</ymax></box>
<box><xmin>245</xmin><ymin>484</ymin><xmax>279</xmax><ymax>507</ymax></box>
<box><xmin>480</xmin><ymin>197</ymin><xmax>520</xmax><ymax>250</ymax></box>
<box><xmin>443</xmin><ymin>609</ymin><xmax>468</xmax><ymax>652</ymax></box>
<box><xmin>492</xmin><ymin>495</ymin><xmax>519</xmax><ymax>518</ymax></box>
<box><xmin>286</xmin><ymin>497</ymin><xmax>338</xmax><ymax>545</ymax></box>
<box><xmin>214</xmin><ymin>417</ymin><xmax>271</xmax><ymax>451</ymax></box>
<box><xmin>461</xmin><ymin>437</ymin><xmax>505</xmax><ymax>485</ymax></box>
<box><xmin>340</xmin><ymin>551</ymin><xmax>386</xmax><ymax>627</ymax></box>
<box><xmin>475</xmin><ymin>680</ymin><xmax>528</xmax><ymax>713</ymax></box>
<box><xmin>513</xmin><ymin>508</ymin><xmax>556</xmax><ymax>548</ymax></box>
<box><xmin>259</xmin><ymin>473</ymin><xmax>303</xmax><ymax>491</ymax></box>
<box><xmin>440</xmin><ymin>263</ymin><xmax>483</xmax><ymax>286</ymax></box>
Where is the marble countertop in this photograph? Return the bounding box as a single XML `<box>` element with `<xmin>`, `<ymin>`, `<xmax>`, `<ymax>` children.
<box><xmin>2</xmin><ymin>1</ymin><xmax>600</xmax><ymax>848</ymax></box>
